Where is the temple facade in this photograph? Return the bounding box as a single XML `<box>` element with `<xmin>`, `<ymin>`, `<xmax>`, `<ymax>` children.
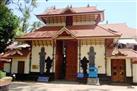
<box><xmin>1</xmin><ymin>6</ymin><xmax>137</xmax><ymax>84</ymax></box>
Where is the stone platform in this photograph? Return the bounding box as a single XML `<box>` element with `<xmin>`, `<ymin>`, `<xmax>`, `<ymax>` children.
<box><xmin>0</xmin><ymin>77</ymin><xmax>12</xmax><ymax>91</ymax></box>
<box><xmin>87</xmin><ymin>78</ymin><xmax>100</xmax><ymax>85</ymax></box>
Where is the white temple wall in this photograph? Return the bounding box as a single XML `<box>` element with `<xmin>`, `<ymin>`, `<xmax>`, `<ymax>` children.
<box><xmin>3</xmin><ymin>63</ymin><xmax>10</xmax><ymax>73</ymax></box>
<box><xmin>133</xmin><ymin>63</ymin><xmax>137</xmax><ymax>83</ymax></box>
<box><xmin>11</xmin><ymin>56</ymin><xmax>30</xmax><ymax>74</ymax></box>
<box><xmin>31</xmin><ymin>45</ymin><xmax>53</xmax><ymax>72</ymax></box>
<box><xmin>80</xmin><ymin>40</ymin><xmax>105</xmax><ymax>74</ymax></box>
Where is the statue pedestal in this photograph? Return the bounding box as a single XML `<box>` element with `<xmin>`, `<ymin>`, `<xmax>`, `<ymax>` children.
<box><xmin>37</xmin><ymin>76</ymin><xmax>49</xmax><ymax>82</ymax></box>
<box><xmin>87</xmin><ymin>66</ymin><xmax>99</xmax><ymax>85</ymax></box>
<box><xmin>87</xmin><ymin>78</ymin><xmax>100</xmax><ymax>85</ymax></box>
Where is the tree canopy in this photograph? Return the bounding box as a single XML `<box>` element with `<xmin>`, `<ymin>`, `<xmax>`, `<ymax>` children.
<box><xmin>0</xmin><ymin>3</ymin><xmax>19</xmax><ymax>53</ymax></box>
<box><xmin>8</xmin><ymin>0</ymin><xmax>44</xmax><ymax>32</ymax></box>
<box><xmin>0</xmin><ymin>0</ymin><xmax>47</xmax><ymax>53</ymax></box>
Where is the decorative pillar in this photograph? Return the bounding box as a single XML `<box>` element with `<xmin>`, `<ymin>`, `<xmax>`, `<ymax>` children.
<box><xmin>52</xmin><ymin>40</ymin><xmax>56</xmax><ymax>72</ymax></box>
<box><xmin>29</xmin><ymin>42</ymin><xmax>32</xmax><ymax>73</ymax></box>
<box><xmin>78</xmin><ymin>40</ymin><xmax>81</xmax><ymax>72</ymax></box>
<box><xmin>10</xmin><ymin>58</ymin><xmax>12</xmax><ymax>74</ymax></box>
<box><xmin>39</xmin><ymin>47</ymin><xmax>46</xmax><ymax>75</ymax></box>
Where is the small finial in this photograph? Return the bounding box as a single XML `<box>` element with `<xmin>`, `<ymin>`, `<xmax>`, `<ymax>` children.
<box><xmin>70</xmin><ymin>5</ymin><xmax>72</xmax><ymax>8</ymax></box>
<box><xmin>87</xmin><ymin>4</ymin><xmax>90</xmax><ymax>7</ymax></box>
<box><xmin>106</xmin><ymin>20</ymin><xmax>108</xmax><ymax>24</ymax></box>
<box><xmin>53</xmin><ymin>6</ymin><xmax>56</xmax><ymax>9</ymax></box>
<box><xmin>67</xmin><ymin>5</ymin><xmax>69</xmax><ymax>8</ymax></box>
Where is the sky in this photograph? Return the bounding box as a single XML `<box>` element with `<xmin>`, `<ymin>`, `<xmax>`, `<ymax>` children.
<box><xmin>12</xmin><ymin>0</ymin><xmax>137</xmax><ymax>28</ymax></box>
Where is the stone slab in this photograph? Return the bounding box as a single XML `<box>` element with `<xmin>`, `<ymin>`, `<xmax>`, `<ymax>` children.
<box><xmin>87</xmin><ymin>78</ymin><xmax>100</xmax><ymax>85</ymax></box>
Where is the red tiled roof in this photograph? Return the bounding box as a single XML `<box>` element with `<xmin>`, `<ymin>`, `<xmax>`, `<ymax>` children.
<box><xmin>38</xmin><ymin>6</ymin><xmax>102</xmax><ymax>15</ymax></box>
<box><xmin>18</xmin><ymin>26</ymin><xmax>62</xmax><ymax>39</ymax></box>
<box><xmin>20</xmin><ymin>31</ymin><xmax>56</xmax><ymax>39</ymax></box>
<box><xmin>35</xmin><ymin>26</ymin><xmax>63</xmax><ymax>31</ymax></box>
<box><xmin>17</xmin><ymin>25</ymin><xmax>120</xmax><ymax>40</ymax></box>
<box><xmin>67</xmin><ymin>25</ymin><xmax>120</xmax><ymax>37</ymax></box>
<box><xmin>100</xmin><ymin>23</ymin><xmax>137</xmax><ymax>38</ymax></box>
<box><xmin>0</xmin><ymin>58</ymin><xmax>11</xmax><ymax>62</ymax></box>
<box><xmin>106</xmin><ymin>48</ymin><xmax>137</xmax><ymax>58</ymax></box>
<box><xmin>17</xmin><ymin>23</ymin><xmax>136</xmax><ymax>40</ymax></box>
<box><xmin>1</xmin><ymin>48</ymin><xmax>30</xmax><ymax>58</ymax></box>
<box><xmin>0</xmin><ymin>54</ymin><xmax>11</xmax><ymax>62</ymax></box>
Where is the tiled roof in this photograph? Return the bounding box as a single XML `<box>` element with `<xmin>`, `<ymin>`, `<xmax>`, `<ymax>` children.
<box><xmin>0</xmin><ymin>54</ymin><xmax>10</xmax><ymax>62</ymax></box>
<box><xmin>17</xmin><ymin>25</ymin><xmax>120</xmax><ymax>40</ymax></box>
<box><xmin>19</xmin><ymin>31</ymin><xmax>56</xmax><ymax>39</ymax></box>
<box><xmin>100</xmin><ymin>23</ymin><xmax>137</xmax><ymax>38</ymax></box>
<box><xmin>67</xmin><ymin>25</ymin><xmax>120</xmax><ymax>38</ymax></box>
<box><xmin>106</xmin><ymin>48</ymin><xmax>137</xmax><ymax>58</ymax></box>
<box><xmin>18</xmin><ymin>26</ymin><xmax>62</xmax><ymax>39</ymax></box>
<box><xmin>1</xmin><ymin>48</ymin><xmax>30</xmax><ymax>58</ymax></box>
<box><xmin>7</xmin><ymin>42</ymin><xmax>30</xmax><ymax>49</ymax></box>
<box><xmin>39</xmin><ymin>6</ymin><xmax>102</xmax><ymax>15</ymax></box>
<box><xmin>17</xmin><ymin>23</ymin><xmax>137</xmax><ymax>40</ymax></box>
<box><xmin>35</xmin><ymin>26</ymin><xmax>63</xmax><ymax>31</ymax></box>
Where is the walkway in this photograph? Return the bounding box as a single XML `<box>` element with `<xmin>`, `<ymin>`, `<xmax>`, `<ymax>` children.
<box><xmin>9</xmin><ymin>81</ymin><xmax>137</xmax><ymax>91</ymax></box>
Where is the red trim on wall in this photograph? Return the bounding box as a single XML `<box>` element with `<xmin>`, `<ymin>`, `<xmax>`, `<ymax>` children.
<box><xmin>132</xmin><ymin>61</ymin><xmax>137</xmax><ymax>64</ymax></box>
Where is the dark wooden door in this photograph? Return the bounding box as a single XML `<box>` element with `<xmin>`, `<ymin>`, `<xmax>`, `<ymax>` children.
<box><xmin>65</xmin><ymin>40</ymin><xmax>78</xmax><ymax>80</ymax></box>
<box><xmin>0</xmin><ymin>61</ymin><xmax>4</xmax><ymax>70</ymax></box>
<box><xmin>111</xmin><ymin>59</ymin><xmax>126</xmax><ymax>82</ymax></box>
<box><xmin>55</xmin><ymin>40</ymin><xmax>63</xmax><ymax>79</ymax></box>
<box><xmin>18</xmin><ymin>61</ymin><xmax>25</xmax><ymax>74</ymax></box>
<box><xmin>0</xmin><ymin>62</ymin><xmax>4</xmax><ymax>70</ymax></box>
<box><xmin>66</xmin><ymin>16</ymin><xmax>73</xmax><ymax>26</ymax></box>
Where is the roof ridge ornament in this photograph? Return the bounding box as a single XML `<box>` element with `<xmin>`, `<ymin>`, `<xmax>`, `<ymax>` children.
<box><xmin>53</xmin><ymin>6</ymin><xmax>56</xmax><ymax>9</ymax></box>
<box><xmin>112</xmin><ymin>50</ymin><xmax>127</xmax><ymax>56</ymax></box>
<box><xmin>52</xmin><ymin>26</ymin><xmax>76</xmax><ymax>39</ymax></box>
<box><xmin>87</xmin><ymin>4</ymin><xmax>90</xmax><ymax>7</ymax></box>
<box><xmin>60</xmin><ymin>5</ymin><xmax>75</xmax><ymax>14</ymax></box>
<box><xmin>70</xmin><ymin>5</ymin><xmax>72</xmax><ymax>8</ymax></box>
<box><xmin>49</xmin><ymin>6</ymin><xmax>56</xmax><ymax>10</ymax></box>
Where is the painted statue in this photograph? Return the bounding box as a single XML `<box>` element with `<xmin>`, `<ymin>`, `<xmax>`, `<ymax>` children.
<box><xmin>39</xmin><ymin>47</ymin><xmax>46</xmax><ymax>75</ymax></box>
<box><xmin>80</xmin><ymin>56</ymin><xmax>89</xmax><ymax>75</ymax></box>
<box><xmin>45</xmin><ymin>56</ymin><xmax>53</xmax><ymax>75</ymax></box>
<box><xmin>88</xmin><ymin>46</ymin><xmax>96</xmax><ymax>67</ymax></box>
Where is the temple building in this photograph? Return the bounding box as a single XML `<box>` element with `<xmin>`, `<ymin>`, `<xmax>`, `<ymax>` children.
<box><xmin>0</xmin><ymin>6</ymin><xmax>137</xmax><ymax>84</ymax></box>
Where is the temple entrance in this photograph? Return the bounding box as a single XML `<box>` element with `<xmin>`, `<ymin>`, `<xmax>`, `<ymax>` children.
<box><xmin>111</xmin><ymin>59</ymin><xmax>126</xmax><ymax>82</ymax></box>
<box><xmin>55</xmin><ymin>40</ymin><xmax>78</xmax><ymax>81</ymax></box>
<box><xmin>18</xmin><ymin>61</ymin><xmax>25</xmax><ymax>74</ymax></box>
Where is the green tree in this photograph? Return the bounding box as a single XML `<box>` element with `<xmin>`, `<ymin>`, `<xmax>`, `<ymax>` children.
<box><xmin>0</xmin><ymin>0</ymin><xmax>12</xmax><ymax>5</ymax></box>
<box><xmin>0</xmin><ymin>3</ymin><xmax>19</xmax><ymax>53</ymax></box>
<box><xmin>30</xmin><ymin>21</ymin><xmax>43</xmax><ymax>32</ymax></box>
<box><xmin>10</xmin><ymin>0</ymin><xmax>44</xmax><ymax>32</ymax></box>
<box><xmin>2</xmin><ymin>0</ymin><xmax>47</xmax><ymax>33</ymax></box>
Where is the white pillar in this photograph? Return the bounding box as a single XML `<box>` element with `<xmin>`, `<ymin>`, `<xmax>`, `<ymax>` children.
<box><xmin>133</xmin><ymin>62</ymin><xmax>137</xmax><ymax>83</ymax></box>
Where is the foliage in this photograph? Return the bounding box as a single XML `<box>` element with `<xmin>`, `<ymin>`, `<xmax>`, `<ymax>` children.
<box><xmin>1</xmin><ymin>0</ymin><xmax>47</xmax><ymax>33</ymax></box>
<box><xmin>29</xmin><ymin>21</ymin><xmax>43</xmax><ymax>32</ymax></box>
<box><xmin>9</xmin><ymin>0</ymin><xmax>44</xmax><ymax>32</ymax></box>
<box><xmin>1</xmin><ymin>0</ymin><xmax>48</xmax><ymax>5</ymax></box>
<box><xmin>0</xmin><ymin>0</ymin><xmax>47</xmax><ymax>53</ymax></box>
<box><xmin>0</xmin><ymin>70</ymin><xmax>6</xmax><ymax>79</ymax></box>
<box><xmin>0</xmin><ymin>3</ymin><xmax>19</xmax><ymax>53</ymax></box>
<box><xmin>0</xmin><ymin>0</ymin><xmax>12</xmax><ymax>5</ymax></box>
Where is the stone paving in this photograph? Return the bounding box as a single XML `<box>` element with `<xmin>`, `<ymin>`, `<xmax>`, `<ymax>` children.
<box><xmin>9</xmin><ymin>81</ymin><xmax>137</xmax><ymax>91</ymax></box>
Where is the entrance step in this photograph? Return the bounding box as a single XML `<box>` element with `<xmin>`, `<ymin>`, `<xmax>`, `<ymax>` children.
<box><xmin>50</xmin><ymin>80</ymin><xmax>79</xmax><ymax>84</ymax></box>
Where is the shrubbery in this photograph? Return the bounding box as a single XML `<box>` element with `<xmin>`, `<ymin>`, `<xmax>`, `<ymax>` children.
<box><xmin>0</xmin><ymin>70</ymin><xmax>6</xmax><ymax>79</ymax></box>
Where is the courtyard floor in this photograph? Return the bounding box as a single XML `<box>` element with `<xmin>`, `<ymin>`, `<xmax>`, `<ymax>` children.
<box><xmin>9</xmin><ymin>81</ymin><xmax>137</xmax><ymax>91</ymax></box>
